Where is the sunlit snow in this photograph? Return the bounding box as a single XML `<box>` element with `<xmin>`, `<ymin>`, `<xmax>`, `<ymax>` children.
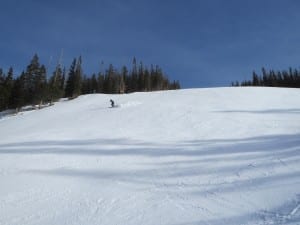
<box><xmin>0</xmin><ymin>87</ymin><xmax>299</xmax><ymax>225</ymax></box>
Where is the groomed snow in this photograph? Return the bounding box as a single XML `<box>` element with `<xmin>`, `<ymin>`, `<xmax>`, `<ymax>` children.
<box><xmin>0</xmin><ymin>87</ymin><xmax>299</xmax><ymax>225</ymax></box>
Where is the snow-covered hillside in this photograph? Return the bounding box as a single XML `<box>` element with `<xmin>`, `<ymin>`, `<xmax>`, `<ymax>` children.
<box><xmin>0</xmin><ymin>87</ymin><xmax>299</xmax><ymax>225</ymax></box>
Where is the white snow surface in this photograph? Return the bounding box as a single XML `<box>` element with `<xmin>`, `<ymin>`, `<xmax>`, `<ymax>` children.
<box><xmin>0</xmin><ymin>87</ymin><xmax>300</xmax><ymax>225</ymax></box>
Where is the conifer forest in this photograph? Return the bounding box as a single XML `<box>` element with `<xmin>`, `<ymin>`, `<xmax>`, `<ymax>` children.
<box><xmin>232</xmin><ymin>67</ymin><xmax>300</xmax><ymax>88</ymax></box>
<box><xmin>0</xmin><ymin>54</ymin><xmax>180</xmax><ymax>111</ymax></box>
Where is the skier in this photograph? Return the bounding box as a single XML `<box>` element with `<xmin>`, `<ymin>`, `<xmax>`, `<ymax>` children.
<box><xmin>110</xmin><ymin>99</ymin><xmax>115</xmax><ymax>108</ymax></box>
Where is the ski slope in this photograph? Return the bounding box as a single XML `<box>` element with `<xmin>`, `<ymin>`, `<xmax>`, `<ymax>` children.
<box><xmin>0</xmin><ymin>87</ymin><xmax>299</xmax><ymax>225</ymax></box>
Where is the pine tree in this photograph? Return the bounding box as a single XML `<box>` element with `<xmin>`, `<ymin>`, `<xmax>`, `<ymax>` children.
<box><xmin>138</xmin><ymin>62</ymin><xmax>145</xmax><ymax>91</ymax></box>
<box><xmin>0</xmin><ymin>54</ymin><xmax>181</xmax><ymax>111</ymax></box>
<box><xmin>91</xmin><ymin>74</ymin><xmax>98</xmax><ymax>93</ymax></box>
<box><xmin>252</xmin><ymin>71</ymin><xmax>259</xmax><ymax>86</ymax></box>
<box><xmin>104</xmin><ymin>64</ymin><xmax>115</xmax><ymax>93</ymax></box>
<box><xmin>9</xmin><ymin>72</ymin><xmax>25</xmax><ymax>111</ymax></box>
<box><xmin>73</xmin><ymin>56</ymin><xmax>83</xmax><ymax>97</ymax></box>
<box><xmin>3</xmin><ymin>67</ymin><xmax>14</xmax><ymax>109</ymax></box>
<box><xmin>121</xmin><ymin>66</ymin><xmax>128</xmax><ymax>93</ymax></box>
<box><xmin>81</xmin><ymin>75</ymin><xmax>89</xmax><ymax>94</ymax></box>
<box><xmin>233</xmin><ymin>66</ymin><xmax>300</xmax><ymax>88</ymax></box>
<box><xmin>65</xmin><ymin>58</ymin><xmax>77</xmax><ymax>98</ymax></box>
<box><xmin>262</xmin><ymin>67</ymin><xmax>269</xmax><ymax>86</ymax></box>
<box><xmin>144</xmin><ymin>67</ymin><xmax>151</xmax><ymax>91</ymax></box>
<box><xmin>34</xmin><ymin>64</ymin><xmax>47</xmax><ymax>107</ymax></box>
<box><xmin>24</xmin><ymin>54</ymin><xmax>39</xmax><ymax>104</ymax></box>
<box><xmin>97</xmin><ymin>72</ymin><xmax>105</xmax><ymax>93</ymax></box>
<box><xmin>0</xmin><ymin>68</ymin><xmax>6</xmax><ymax>110</ymax></box>
<box><xmin>60</xmin><ymin>67</ymin><xmax>66</xmax><ymax>91</ymax></box>
<box><xmin>119</xmin><ymin>72</ymin><xmax>125</xmax><ymax>94</ymax></box>
<box><xmin>131</xmin><ymin>57</ymin><xmax>138</xmax><ymax>92</ymax></box>
<box><xmin>170</xmin><ymin>80</ymin><xmax>180</xmax><ymax>89</ymax></box>
<box><xmin>22</xmin><ymin>54</ymin><xmax>47</xmax><ymax>106</ymax></box>
<box><xmin>49</xmin><ymin>65</ymin><xmax>65</xmax><ymax>103</ymax></box>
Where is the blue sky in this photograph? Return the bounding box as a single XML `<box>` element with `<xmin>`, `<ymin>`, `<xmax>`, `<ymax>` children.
<box><xmin>1</xmin><ymin>0</ymin><xmax>300</xmax><ymax>88</ymax></box>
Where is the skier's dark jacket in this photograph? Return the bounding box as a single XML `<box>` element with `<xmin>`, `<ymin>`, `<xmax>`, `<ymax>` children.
<box><xmin>110</xmin><ymin>99</ymin><xmax>115</xmax><ymax>107</ymax></box>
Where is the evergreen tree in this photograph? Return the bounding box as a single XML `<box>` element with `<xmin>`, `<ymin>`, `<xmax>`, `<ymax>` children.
<box><xmin>4</xmin><ymin>67</ymin><xmax>14</xmax><ymax>109</ymax></box>
<box><xmin>49</xmin><ymin>65</ymin><xmax>65</xmax><ymax>103</ymax></box>
<box><xmin>90</xmin><ymin>74</ymin><xmax>98</xmax><ymax>93</ymax></box>
<box><xmin>0</xmin><ymin>68</ymin><xmax>6</xmax><ymax>110</ymax></box>
<box><xmin>138</xmin><ymin>62</ymin><xmax>145</xmax><ymax>91</ymax></box>
<box><xmin>170</xmin><ymin>80</ymin><xmax>180</xmax><ymax>89</ymax></box>
<box><xmin>24</xmin><ymin>54</ymin><xmax>39</xmax><ymax>104</ymax></box>
<box><xmin>0</xmin><ymin>54</ymin><xmax>181</xmax><ymax>111</ymax></box>
<box><xmin>73</xmin><ymin>56</ymin><xmax>83</xmax><ymax>97</ymax></box>
<box><xmin>104</xmin><ymin>64</ymin><xmax>115</xmax><ymax>93</ymax></box>
<box><xmin>97</xmin><ymin>72</ymin><xmax>105</xmax><ymax>93</ymax></box>
<box><xmin>121</xmin><ymin>66</ymin><xmax>128</xmax><ymax>93</ymax></box>
<box><xmin>234</xmin><ymin>66</ymin><xmax>300</xmax><ymax>88</ymax></box>
<box><xmin>262</xmin><ymin>67</ymin><xmax>269</xmax><ymax>86</ymax></box>
<box><xmin>131</xmin><ymin>57</ymin><xmax>138</xmax><ymax>92</ymax></box>
<box><xmin>9</xmin><ymin>72</ymin><xmax>25</xmax><ymax>111</ymax></box>
<box><xmin>144</xmin><ymin>67</ymin><xmax>151</xmax><ymax>91</ymax></box>
<box><xmin>60</xmin><ymin>67</ymin><xmax>66</xmax><ymax>91</ymax></box>
<box><xmin>21</xmin><ymin>54</ymin><xmax>47</xmax><ymax>106</ymax></box>
<box><xmin>65</xmin><ymin>58</ymin><xmax>77</xmax><ymax>98</ymax></box>
<box><xmin>252</xmin><ymin>71</ymin><xmax>259</xmax><ymax>86</ymax></box>
<box><xmin>34</xmin><ymin>64</ymin><xmax>47</xmax><ymax>106</ymax></box>
<box><xmin>119</xmin><ymin>72</ymin><xmax>125</xmax><ymax>94</ymax></box>
<box><xmin>81</xmin><ymin>75</ymin><xmax>90</xmax><ymax>94</ymax></box>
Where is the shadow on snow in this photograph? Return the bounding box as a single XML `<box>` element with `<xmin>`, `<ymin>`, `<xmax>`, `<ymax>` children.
<box><xmin>0</xmin><ymin>133</ymin><xmax>299</xmax><ymax>224</ymax></box>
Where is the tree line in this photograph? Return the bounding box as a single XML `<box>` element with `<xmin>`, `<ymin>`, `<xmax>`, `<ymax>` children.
<box><xmin>232</xmin><ymin>67</ymin><xmax>300</xmax><ymax>88</ymax></box>
<box><xmin>0</xmin><ymin>54</ymin><xmax>180</xmax><ymax>111</ymax></box>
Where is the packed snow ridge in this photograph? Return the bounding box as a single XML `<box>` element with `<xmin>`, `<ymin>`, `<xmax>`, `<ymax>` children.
<box><xmin>0</xmin><ymin>87</ymin><xmax>299</xmax><ymax>225</ymax></box>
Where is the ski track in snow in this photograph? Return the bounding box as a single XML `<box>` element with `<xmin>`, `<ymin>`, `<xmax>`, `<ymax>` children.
<box><xmin>258</xmin><ymin>195</ymin><xmax>300</xmax><ymax>225</ymax></box>
<box><xmin>0</xmin><ymin>87</ymin><xmax>300</xmax><ymax>225</ymax></box>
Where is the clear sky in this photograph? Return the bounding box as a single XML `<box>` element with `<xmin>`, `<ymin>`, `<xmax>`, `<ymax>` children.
<box><xmin>1</xmin><ymin>0</ymin><xmax>300</xmax><ymax>88</ymax></box>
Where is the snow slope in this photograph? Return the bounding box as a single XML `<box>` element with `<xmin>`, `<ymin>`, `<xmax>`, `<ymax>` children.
<box><xmin>0</xmin><ymin>87</ymin><xmax>299</xmax><ymax>225</ymax></box>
